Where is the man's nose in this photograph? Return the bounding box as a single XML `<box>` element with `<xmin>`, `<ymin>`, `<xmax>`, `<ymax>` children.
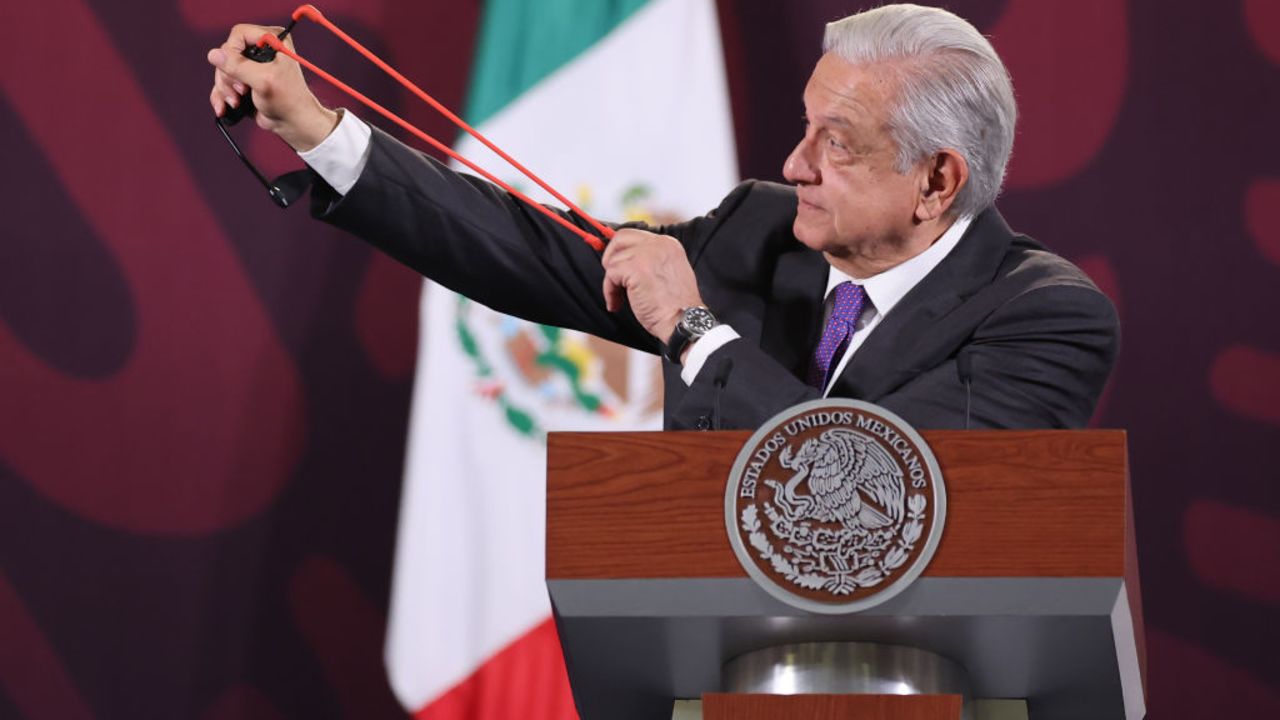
<box><xmin>783</xmin><ymin>137</ymin><xmax>818</xmax><ymax>185</ymax></box>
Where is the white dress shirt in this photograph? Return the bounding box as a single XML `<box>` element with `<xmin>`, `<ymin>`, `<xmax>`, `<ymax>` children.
<box><xmin>297</xmin><ymin>112</ymin><xmax>972</xmax><ymax>396</ymax></box>
<box><xmin>298</xmin><ymin>109</ymin><xmax>371</xmax><ymax>195</ymax></box>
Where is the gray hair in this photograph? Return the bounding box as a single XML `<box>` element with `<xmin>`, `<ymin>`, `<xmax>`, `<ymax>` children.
<box><xmin>823</xmin><ymin>4</ymin><xmax>1017</xmax><ymax>216</ymax></box>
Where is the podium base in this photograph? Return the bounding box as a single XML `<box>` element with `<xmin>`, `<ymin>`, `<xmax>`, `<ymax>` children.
<box><xmin>725</xmin><ymin>643</ymin><xmax>971</xmax><ymax>696</ymax></box>
<box><xmin>674</xmin><ymin>697</ymin><xmax>1027</xmax><ymax>720</ymax></box>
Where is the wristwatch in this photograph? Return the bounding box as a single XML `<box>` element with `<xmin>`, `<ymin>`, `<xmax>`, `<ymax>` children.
<box><xmin>663</xmin><ymin>305</ymin><xmax>719</xmax><ymax>363</ymax></box>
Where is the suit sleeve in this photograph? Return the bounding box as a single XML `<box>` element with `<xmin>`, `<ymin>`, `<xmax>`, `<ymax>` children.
<box><xmin>665</xmin><ymin>282</ymin><xmax>1119</xmax><ymax>431</ymax></box>
<box><xmin>308</xmin><ymin>125</ymin><xmax>721</xmax><ymax>352</ymax></box>
<box><xmin>663</xmin><ymin>342</ymin><xmax>821</xmax><ymax>430</ymax></box>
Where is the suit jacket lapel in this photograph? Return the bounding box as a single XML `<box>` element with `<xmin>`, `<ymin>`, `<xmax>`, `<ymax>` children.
<box><xmin>760</xmin><ymin>246</ymin><xmax>830</xmax><ymax>380</ymax></box>
<box><xmin>830</xmin><ymin>209</ymin><xmax>1016</xmax><ymax>400</ymax></box>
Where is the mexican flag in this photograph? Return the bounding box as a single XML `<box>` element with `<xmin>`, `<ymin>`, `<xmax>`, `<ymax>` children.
<box><xmin>384</xmin><ymin>0</ymin><xmax>738</xmax><ymax>717</ymax></box>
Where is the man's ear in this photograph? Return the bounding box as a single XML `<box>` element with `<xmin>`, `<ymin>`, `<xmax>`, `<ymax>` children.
<box><xmin>915</xmin><ymin>149</ymin><xmax>969</xmax><ymax>222</ymax></box>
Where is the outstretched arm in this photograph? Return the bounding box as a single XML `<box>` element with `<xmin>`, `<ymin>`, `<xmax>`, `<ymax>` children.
<box><xmin>207</xmin><ymin>25</ymin><xmax>720</xmax><ymax>352</ymax></box>
<box><xmin>310</xmin><ymin>125</ymin><xmax>733</xmax><ymax>352</ymax></box>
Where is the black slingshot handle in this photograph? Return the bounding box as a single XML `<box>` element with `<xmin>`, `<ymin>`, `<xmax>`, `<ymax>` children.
<box><xmin>219</xmin><ymin>44</ymin><xmax>278</xmax><ymax>127</ymax></box>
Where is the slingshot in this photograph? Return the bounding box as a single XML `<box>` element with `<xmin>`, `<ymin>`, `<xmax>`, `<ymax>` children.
<box><xmin>215</xmin><ymin>4</ymin><xmax>613</xmax><ymax>251</ymax></box>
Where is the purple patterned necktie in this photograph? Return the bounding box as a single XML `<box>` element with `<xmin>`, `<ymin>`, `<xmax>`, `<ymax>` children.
<box><xmin>806</xmin><ymin>281</ymin><xmax>867</xmax><ymax>390</ymax></box>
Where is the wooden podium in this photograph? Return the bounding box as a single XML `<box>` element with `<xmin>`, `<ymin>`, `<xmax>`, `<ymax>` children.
<box><xmin>546</xmin><ymin>430</ymin><xmax>1146</xmax><ymax>720</ymax></box>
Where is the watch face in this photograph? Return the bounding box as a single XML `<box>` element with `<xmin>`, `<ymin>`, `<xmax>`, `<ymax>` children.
<box><xmin>682</xmin><ymin>306</ymin><xmax>718</xmax><ymax>336</ymax></box>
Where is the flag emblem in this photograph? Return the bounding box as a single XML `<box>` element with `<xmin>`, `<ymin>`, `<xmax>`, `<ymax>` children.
<box><xmin>454</xmin><ymin>296</ymin><xmax>663</xmax><ymax>438</ymax></box>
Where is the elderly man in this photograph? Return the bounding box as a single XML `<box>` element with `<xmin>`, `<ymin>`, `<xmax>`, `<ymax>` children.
<box><xmin>207</xmin><ymin>4</ymin><xmax>1118</xmax><ymax>431</ymax></box>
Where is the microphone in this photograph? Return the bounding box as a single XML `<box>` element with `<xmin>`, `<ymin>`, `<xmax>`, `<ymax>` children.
<box><xmin>956</xmin><ymin>351</ymin><xmax>973</xmax><ymax>430</ymax></box>
<box><xmin>711</xmin><ymin>358</ymin><xmax>734</xmax><ymax>430</ymax></box>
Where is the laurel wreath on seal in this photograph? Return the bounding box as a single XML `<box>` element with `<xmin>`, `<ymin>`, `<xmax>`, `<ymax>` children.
<box><xmin>741</xmin><ymin>494</ymin><xmax>927</xmax><ymax>594</ymax></box>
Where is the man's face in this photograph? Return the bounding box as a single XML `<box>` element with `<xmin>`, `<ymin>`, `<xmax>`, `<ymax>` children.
<box><xmin>783</xmin><ymin>54</ymin><xmax>925</xmax><ymax>263</ymax></box>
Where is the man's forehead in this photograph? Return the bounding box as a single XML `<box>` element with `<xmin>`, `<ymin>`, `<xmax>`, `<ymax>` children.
<box><xmin>803</xmin><ymin>53</ymin><xmax>896</xmax><ymax>123</ymax></box>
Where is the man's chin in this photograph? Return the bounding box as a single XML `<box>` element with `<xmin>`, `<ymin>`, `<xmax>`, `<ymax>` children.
<box><xmin>792</xmin><ymin>221</ymin><xmax>834</xmax><ymax>252</ymax></box>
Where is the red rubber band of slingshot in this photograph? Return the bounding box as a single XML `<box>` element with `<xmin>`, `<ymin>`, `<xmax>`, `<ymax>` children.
<box><xmin>258</xmin><ymin>5</ymin><xmax>612</xmax><ymax>251</ymax></box>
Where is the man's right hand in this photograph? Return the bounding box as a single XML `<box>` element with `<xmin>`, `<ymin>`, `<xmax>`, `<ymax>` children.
<box><xmin>207</xmin><ymin>24</ymin><xmax>340</xmax><ymax>152</ymax></box>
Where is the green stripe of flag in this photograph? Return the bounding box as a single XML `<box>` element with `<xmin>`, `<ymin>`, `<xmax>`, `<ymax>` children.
<box><xmin>463</xmin><ymin>0</ymin><xmax>650</xmax><ymax>126</ymax></box>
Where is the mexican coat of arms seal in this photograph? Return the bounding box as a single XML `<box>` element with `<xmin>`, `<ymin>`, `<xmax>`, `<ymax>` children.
<box><xmin>725</xmin><ymin>399</ymin><xmax>946</xmax><ymax>613</ymax></box>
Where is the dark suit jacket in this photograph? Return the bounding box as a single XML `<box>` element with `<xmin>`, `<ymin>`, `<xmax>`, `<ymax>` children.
<box><xmin>312</xmin><ymin>127</ymin><xmax>1119</xmax><ymax>431</ymax></box>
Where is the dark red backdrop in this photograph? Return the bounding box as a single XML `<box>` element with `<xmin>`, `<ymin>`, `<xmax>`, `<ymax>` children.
<box><xmin>1</xmin><ymin>0</ymin><xmax>1277</xmax><ymax>718</ymax></box>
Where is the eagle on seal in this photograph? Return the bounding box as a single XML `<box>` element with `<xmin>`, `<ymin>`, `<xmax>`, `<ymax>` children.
<box><xmin>768</xmin><ymin>428</ymin><xmax>905</xmax><ymax>530</ymax></box>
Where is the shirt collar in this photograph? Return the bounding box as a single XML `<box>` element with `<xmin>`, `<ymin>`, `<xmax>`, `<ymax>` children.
<box><xmin>825</xmin><ymin>214</ymin><xmax>973</xmax><ymax>317</ymax></box>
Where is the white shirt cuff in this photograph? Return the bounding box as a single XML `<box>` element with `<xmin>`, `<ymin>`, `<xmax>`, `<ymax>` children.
<box><xmin>297</xmin><ymin>109</ymin><xmax>372</xmax><ymax>196</ymax></box>
<box><xmin>679</xmin><ymin>324</ymin><xmax>740</xmax><ymax>385</ymax></box>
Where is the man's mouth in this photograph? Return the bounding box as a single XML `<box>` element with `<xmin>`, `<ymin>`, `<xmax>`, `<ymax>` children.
<box><xmin>796</xmin><ymin>194</ymin><xmax>824</xmax><ymax>212</ymax></box>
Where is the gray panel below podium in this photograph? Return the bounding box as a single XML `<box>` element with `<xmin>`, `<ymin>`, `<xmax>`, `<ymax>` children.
<box><xmin>550</xmin><ymin>577</ymin><xmax>1138</xmax><ymax>720</ymax></box>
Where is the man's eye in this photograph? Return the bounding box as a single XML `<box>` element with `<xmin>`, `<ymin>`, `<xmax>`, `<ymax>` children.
<box><xmin>827</xmin><ymin>136</ymin><xmax>847</xmax><ymax>150</ymax></box>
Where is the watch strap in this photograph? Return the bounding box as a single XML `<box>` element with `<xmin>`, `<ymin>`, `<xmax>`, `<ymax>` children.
<box><xmin>663</xmin><ymin>323</ymin><xmax>694</xmax><ymax>363</ymax></box>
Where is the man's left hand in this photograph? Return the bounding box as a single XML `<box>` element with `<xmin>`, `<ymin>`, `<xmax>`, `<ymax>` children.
<box><xmin>601</xmin><ymin>228</ymin><xmax>704</xmax><ymax>344</ymax></box>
